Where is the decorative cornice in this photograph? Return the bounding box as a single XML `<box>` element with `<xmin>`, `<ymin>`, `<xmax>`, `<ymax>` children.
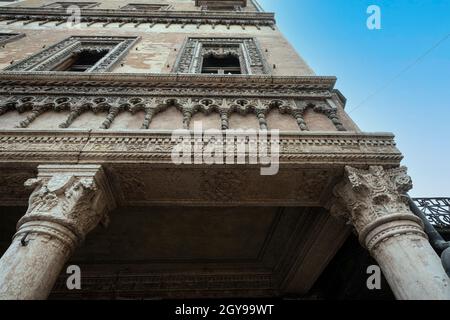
<box><xmin>0</xmin><ymin>72</ymin><xmax>336</xmax><ymax>91</ymax></box>
<box><xmin>0</xmin><ymin>130</ymin><xmax>402</xmax><ymax>166</ymax></box>
<box><xmin>0</xmin><ymin>7</ymin><xmax>276</xmax><ymax>27</ymax></box>
<box><xmin>50</xmin><ymin>272</ymin><xmax>276</xmax><ymax>299</ymax></box>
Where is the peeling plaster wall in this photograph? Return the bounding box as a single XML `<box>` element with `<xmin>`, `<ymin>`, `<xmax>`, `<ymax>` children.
<box><xmin>0</xmin><ymin>24</ymin><xmax>313</xmax><ymax>76</ymax></box>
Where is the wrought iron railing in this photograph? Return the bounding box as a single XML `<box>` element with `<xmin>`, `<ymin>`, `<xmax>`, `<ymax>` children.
<box><xmin>413</xmin><ymin>198</ymin><xmax>450</xmax><ymax>229</ymax></box>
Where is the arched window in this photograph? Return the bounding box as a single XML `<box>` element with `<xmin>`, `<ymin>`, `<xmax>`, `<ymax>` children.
<box><xmin>201</xmin><ymin>54</ymin><xmax>242</xmax><ymax>75</ymax></box>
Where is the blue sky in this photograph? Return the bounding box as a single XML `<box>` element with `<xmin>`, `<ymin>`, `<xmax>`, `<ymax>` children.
<box><xmin>258</xmin><ymin>0</ymin><xmax>450</xmax><ymax>197</ymax></box>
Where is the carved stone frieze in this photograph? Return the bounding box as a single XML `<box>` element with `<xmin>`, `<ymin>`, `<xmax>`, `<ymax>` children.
<box><xmin>0</xmin><ymin>73</ymin><xmax>337</xmax><ymax>91</ymax></box>
<box><xmin>0</xmin><ymin>131</ymin><xmax>403</xmax><ymax>167</ymax></box>
<box><xmin>0</xmin><ymin>94</ymin><xmax>345</xmax><ymax>131</ymax></box>
<box><xmin>0</xmin><ymin>7</ymin><xmax>276</xmax><ymax>28</ymax></box>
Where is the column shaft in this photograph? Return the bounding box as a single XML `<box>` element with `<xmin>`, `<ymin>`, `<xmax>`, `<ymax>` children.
<box><xmin>0</xmin><ymin>222</ymin><xmax>76</xmax><ymax>299</ymax></box>
<box><xmin>372</xmin><ymin>231</ymin><xmax>449</xmax><ymax>299</ymax></box>
<box><xmin>0</xmin><ymin>164</ymin><xmax>115</xmax><ymax>300</ymax></box>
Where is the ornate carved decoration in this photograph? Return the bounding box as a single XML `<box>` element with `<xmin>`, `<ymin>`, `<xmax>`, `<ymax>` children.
<box><xmin>0</xmin><ymin>93</ymin><xmax>345</xmax><ymax>131</ymax></box>
<box><xmin>0</xmin><ymin>7</ymin><xmax>275</xmax><ymax>28</ymax></box>
<box><xmin>0</xmin><ymin>131</ymin><xmax>402</xmax><ymax>168</ymax></box>
<box><xmin>199</xmin><ymin>170</ymin><xmax>244</xmax><ymax>202</ymax></box>
<box><xmin>413</xmin><ymin>198</ymin><xmax>450</xmax><ymax>229</ymax></box>
<box><xmin>16</xmin><ymin>165</ymin><xmax>116</xmax><ymax>248</ymax></box>
<box><xmin>0</xmin><ymin>73</ymin><xmax>337</xmax><ymax>91</ymax></box>
<box><xmin>5</xmin><ymin>36</ymin><xmax>139</xmax><ymax>72</ymax></box>
<box><xmin>174</xmin><ymin>37</ymin><xmax>269</xmax><ymax>75</ymax></box>
<box><xmin>331</xmin><ymin>166</ymin><xmax>426</xmax><ymax>250</ymax></box>
<box><xmin>295</xmin><ymin>99</ymin><xmax>346</xmax><ymax>131</ymax></box>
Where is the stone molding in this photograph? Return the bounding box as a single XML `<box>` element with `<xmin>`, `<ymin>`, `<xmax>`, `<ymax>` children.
<box><xmin>331</xmin><ymin>166</ymin><xmax>426</xmax><ymax>250</ymax></box>
<box><xmin>0</xmin><ymin>75</ymin><xmax>340</xmax><ymax>103</ymax></box>
<box><xmin>50</xmin><ymin>272</ymin><xmax>275</xmax><ymax>299</ymax></box>
<box><xmin>0</xmin><ymin>73</ymin><xmax>337</xmax><ymax>90</ymax></box>
<box><xmin>0</xmin><ymin>130</ymin><xmax>402</xmax><ymax>166</ymax></box>
<box><xmin>0</xmin><ymin>7</ymin><xmax>276</xmax><ymax>28</ymax></box>
<box><xmin>15</xmin><ymin>165</ymin><xmax>116</xmax><ymax>248</ymax></box>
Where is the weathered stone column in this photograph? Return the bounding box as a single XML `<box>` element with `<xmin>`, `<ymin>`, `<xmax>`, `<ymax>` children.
<box><xmin>332</xmin><ymin>166</ymin><xmax>450</xmax><ymax>300</ymax></box>
<box><xmin>0</xmin><ymin>165</ymin><xmax>115</xmax><ymax>300</ymax></box>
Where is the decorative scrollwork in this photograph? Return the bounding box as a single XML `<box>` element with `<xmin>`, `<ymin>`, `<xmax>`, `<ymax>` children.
<box><xmin>413</xmin><ymin>198</ymin><xmax>450</xmax><ymax>229</ymax></box>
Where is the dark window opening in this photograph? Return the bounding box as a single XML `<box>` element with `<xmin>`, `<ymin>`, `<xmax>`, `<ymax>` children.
<box><xmin>44</xmin><ymin>2</ymin><xmax>98</xmax><ymax>9</ymax></box>
<box><xmin>201</xmin><ymin>55</ymin><xmax>241</xmax><ymax>75</ymax></box>
<box><xmin>204</xmin><ymin>5</ymin><xmax>241</xmax><ymax>11</ymax></box>
<box><xmin>52</xmin><ymin>50</ymin><xmax>108</xmax><ymax>72</ymax></box>
<box><xmin>122</xmin><ymin>4</ymin><xmax>168</xmax><ymax>11</ymax></box>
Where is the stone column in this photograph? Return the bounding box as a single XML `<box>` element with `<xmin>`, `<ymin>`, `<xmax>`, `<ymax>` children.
<box><xmin>332</xmin><ymin>166</ymin><xmax>450</xmax><ymax>300</ymax></box>
<box><xmin>0</xmin><ymin>165</ymin><xmax>115</xmax><ymax>300</ymax></box>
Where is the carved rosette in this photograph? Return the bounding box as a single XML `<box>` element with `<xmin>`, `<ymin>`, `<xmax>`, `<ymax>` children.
<box><xmin>331</xmin><ymin>166</ymin><xmax>426</xmax><ymax>250</ymax></box>
<box><xmin>15</xmin><ymin>165</ymin><xmax>115</xmax><ymax>252</ymax></box>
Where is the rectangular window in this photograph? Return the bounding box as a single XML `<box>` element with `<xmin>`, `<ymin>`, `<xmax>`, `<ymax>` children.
<box><xmin>52</xmin><ymin>49</ymin><xmax>109</xmax><ymax>72</ymax></box>
<box><xmin>121</xmin><ymin>4</ymin><xmax>170</xmax><ymax>11</ymax></box>
<box><xmin>174</xmin><ymin>37</ymin><xmax>269</xmax><ymax>75</ymax></box>
<box><xmin>201</xmin><ymin>54</ymin><xmax>242</xmax><ymax>75</ymax></box>
<box><xmin>43</xmin><ymin>2</ymin><xmax>99</xmax><ymax>9</ymax></box>
<box><xmin>5</xmin><ymin>36</ymin><xmax>139</xmax><ymax>72</ymax></box>
<box><xmin>195</xmin><ymin>0</ymin><xmax>246</xmax><ymax>9</ymax></box>
<box><xmin>200</xmin><ymin>4</ymin><xmax>242</xmax><ymax>11</ymax></box>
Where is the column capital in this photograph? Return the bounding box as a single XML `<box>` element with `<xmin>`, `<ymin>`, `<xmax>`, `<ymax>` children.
<box><xmin>331</xmin><ymin>166</ymin><xmax>426</xmax><ymax>250</ymax></box>
<box><xmin>16</xmin><ymin>164</ymin><xmax>116</xmax><ymax>250</ymax></box>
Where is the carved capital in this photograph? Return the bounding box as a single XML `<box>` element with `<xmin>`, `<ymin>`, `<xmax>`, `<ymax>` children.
<box><xmin>16</xmin><ymin>165</ymin><xmax>116</xmax><ymax>250</ymax></box>
<box><xmin>331</xmin><ymin>166</ymin><xmax>426</xmax><ymax>250</ymax></box>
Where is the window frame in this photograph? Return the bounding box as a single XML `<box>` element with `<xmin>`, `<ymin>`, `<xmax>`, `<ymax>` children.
<box><xmin>173</xmin><ymin>37</ymin><xmax>269</xmax><ymax>75</ymax></box>
<box><xmin>5</xmin><ymin>36</ymin><xmax>139</xmax><ymax>72</ymax></box>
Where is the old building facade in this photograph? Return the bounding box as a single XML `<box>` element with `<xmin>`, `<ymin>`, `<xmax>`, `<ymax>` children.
<box><xmin>0</xmin><ymin>0</ymin><xmax>448</xmax><ymax>299</ymax></box>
